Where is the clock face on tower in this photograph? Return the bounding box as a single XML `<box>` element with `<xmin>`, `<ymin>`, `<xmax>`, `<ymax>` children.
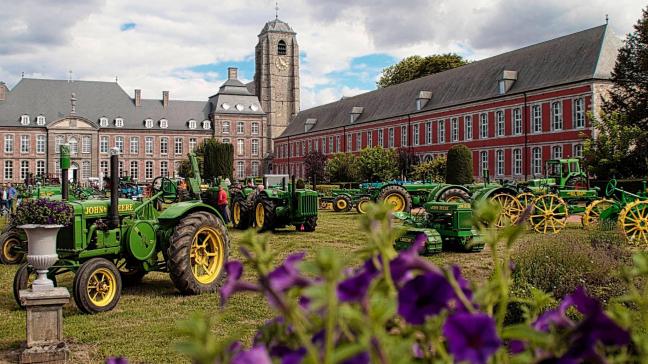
<box><xmin>275</xmin><ymin>57</ymin><xmax>288</xmax><ymax>71</ymax></box>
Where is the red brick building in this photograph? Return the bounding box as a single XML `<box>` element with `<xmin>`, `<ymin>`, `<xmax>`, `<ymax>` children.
<box><xmin>273</xmin><ymin>25</ymin><xmax>621</xmax><ymax>181</ymax></box>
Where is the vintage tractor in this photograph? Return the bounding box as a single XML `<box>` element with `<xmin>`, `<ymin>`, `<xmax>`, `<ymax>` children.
<box><xmin>12</xmin><ymin>148</ymin><xmax>230</xmax><ymax>314</ymax></box>
<box><xmin>252</xmin><ymin>175</ymin><xmax>319</xmax><ymax>232</ymax></box>
<box><xmin>227</xmin><ymin>177</ymin><xmax>262</xmax><ymax>229</ymax></box>
<box><xmin>394</xmin><ymin>201</ymin><xmax>483</xmax><ymax>254</ymax></box>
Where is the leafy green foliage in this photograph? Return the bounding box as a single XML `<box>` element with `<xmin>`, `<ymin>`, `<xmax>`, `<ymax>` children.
<box><xmin>412</xmin><ymin>156</ymin><xmax>447</xmax><ymax>182</ymax></box>
<box><xmin>356</xmin><ymin>147</ymin><xmax>399</xmax><ymax>182</ymax></box>
<box><xmin>325</xmin><ymin>153</ymin><xmax>359</xmax><ymax>182</ymax></box>
<box><xmin>396</xmin><ymin>147</ymin><xmax>417</xmax><ymax>179</ymax></box>
<box><xmin>445</xmin><ymin>144</ymin><xmax>473</xmax><ymax>184</ymax></box>
<box><xmin>377</xmin><ymin>54</ymin><xmax>468</xmax><ymax>88</ymax></box>
<box><xmin>303</xmin><ymin>150</ymin><xmax>327</xmax><ymax>184</ymax></box>
<box><xmin>178</xmin><ymin>139</ymin><xmax>234</xmax><ymax>181</ymax></box>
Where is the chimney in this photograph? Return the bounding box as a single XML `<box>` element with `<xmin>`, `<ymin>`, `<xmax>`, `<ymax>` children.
<box><xmin>0</xmin><ymin>82</ymin><xmax>6</xmax><ymax>101</ymax></box>
<box><xmin>227</xmin><ymin>67</ymin><xmax>238</xmax><ymax>80</ymax></box>
<box><xmin>134</xmin><ymin>89</ymin><xmax>141</xmax><ymax>107</ymax></box>
<box><xmin>162</xmin><ymin>90</ymin><xmax>169</xmax><ymax>109</ymax></box>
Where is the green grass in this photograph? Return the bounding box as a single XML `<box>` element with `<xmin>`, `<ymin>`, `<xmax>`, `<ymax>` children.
<box><xmin>0</xmin><ymin>211</ymin><xmax>590</xmax><ymax>363</ymax></box>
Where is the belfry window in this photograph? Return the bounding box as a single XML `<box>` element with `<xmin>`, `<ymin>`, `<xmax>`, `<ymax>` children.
<box><xmin>278</xmin><ymin>40</ymin><xmax>287</xmax><ymax>55</ymax></box>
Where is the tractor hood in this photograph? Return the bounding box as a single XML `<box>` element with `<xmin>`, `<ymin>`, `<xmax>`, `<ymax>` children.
<box><xmin>69</xmin><ymin>198</ymin><xmax>141</xmax><ymax>218</ymax></box>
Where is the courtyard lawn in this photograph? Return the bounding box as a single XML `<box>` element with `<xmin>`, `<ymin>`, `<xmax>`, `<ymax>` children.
<box><xmin>0</xmin><ymin>210</ymin><xmax>588</xmax><ymax>363</ymax></box>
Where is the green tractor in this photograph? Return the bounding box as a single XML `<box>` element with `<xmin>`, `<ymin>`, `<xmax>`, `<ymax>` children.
<box><xmin>13</xmin><ymin>148</ymin><xmax>230</xmax><ymax>314</ymax></box>
<box><xmin>394</xmin><ymin>201</ymin><xmax>483</xmax><ymax>254</ymax></box>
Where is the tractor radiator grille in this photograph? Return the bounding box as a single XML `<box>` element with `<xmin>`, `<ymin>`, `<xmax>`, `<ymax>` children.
<box><xmin>298</xmin><ymin>195</ymin><xmax>318</xmax><ymax>217</ymax></box>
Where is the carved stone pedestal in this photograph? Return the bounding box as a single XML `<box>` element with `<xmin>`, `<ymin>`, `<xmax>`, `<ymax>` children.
<box><xmin>18</xmin><ymin>288</ymin><xmax>70</xmax><ymax>364</ymax></box>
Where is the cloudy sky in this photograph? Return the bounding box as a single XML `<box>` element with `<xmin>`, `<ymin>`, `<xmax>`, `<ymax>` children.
<box><xmin>0</xmin><ymin>0</ymin><xmax>645</xmax><ymax>109</ymax></box>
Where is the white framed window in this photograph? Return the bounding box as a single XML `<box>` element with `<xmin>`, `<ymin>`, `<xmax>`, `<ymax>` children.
<box><xmin>513</xmin><ymin>149</ymin><xmax>522</xmax><ymax>176</ymax></box>
<box><xmin>355</xmin><ymin>133</ymin><xmax>361</xmax><ymax>151</ymax></box>
<box><xmin>20</xmin><ymin>115</ymin><xmax>30</xmax><ymax>125</ymax></box>
<box><xmin>464</xmin><ymin>115</ymin><xmax>473</xmax><ymax>140</ymax></box>
<box><xmin>20</xmin><ymin>160</ymin><xmax>29</xmax><ymax>180</ymax></box>
<box><xmin>54</xmin><ymin>161</ymin><xmax>60</xmax><ymax>178</ymax></box>
<box><xmin>252</xmin><ymin>161</ymin><xmax>259</xmax><ymax>177</ymax></box>
<box><xmin>532</xmin><ymin>147</ymin><xmax>542</xmax><ymax>176</ymax></box>
<box><xmin>367</xmin><ymin>130</ymin><xmax>373</xmax><ymax>147</ymax></box>
<box><xmin>145</xmin><ymin>137</ymin><xmax>154</xmax><ymax>155</ymax></box>
<box><xmin>346</xmin><ymin>134</ymin><xmax>352</xmax><ymax>152</ymax></box>
<box><xmin>145</xmin><ymin>161</ymin><xmax>153</xmax><ymax>180</ymax></box>
<box><xmin>413</xmin><ymin>124</ymin><xmax>419</xmax><ymax>146</ymax></box>
<box><xmin>115</xmin><ymin>118</ymin><xmax>124</xmax><ymax>127</ymax></box>
<box><xmin>378</xmin><ymin>130</ymin><xmax>384</xmax><ymax>147</ymax></box>
<box><xmin>160</xmin><ymin>161</ymin><xmax>168</xmax><ymax>177</ymax></box>
<box><xmin>251</xmin><ymin>122</ymin><xmax>259</xmax><ymax>135</ymax></box>
<box><xmin>451</xmin><ymin>117</ymin><xmax>458</xmax><ymax>142</ymax></box>
<box><xmin>20</xmin><ymin>135</ymin><xmax>29</xmax><ymax>153</ymax></box>
<box><xmin>237</xmin><ymin>139</ymin><xmax>244</xmax><ymax>155</ymax></box>
<box><xmin>82</xmin><ymin>136</ymin><xmax>91</xmax><ymax>154</ymax></box>
<box><xmin>308</xmin><ymin>140</ymin><xmax>312</xmax><ymax>153</ymax></box>
<box><xmin>425</xmin><ymin>121</ymin><xmax>432</xmax><ymax>145</ymax></box>
<box><xmin>401</xmin><ymin>125</ymin><xmax>408</xmax><ymax>146</ymax></box>
<box><xmin>130</xmin><ymin>161</ymin><xmax>138</xmax><ymax>180</ymax></box>
<box><xmin>438</xmin><ymin>120</ymin><xmax>446</xmax><ymax>144</ymax></box>
<box><xmin>532</xmin><ymin>104</ymin><xmax>542</xmax><ymax>133</ymax></box>
<box><xmin>160</xmin><ymin>137</ymin><xmax>168</xmax><ymax>154</ymax></box>
<box><xmin>512</xmin><ymin>108</ymin><xmax>522</xmax><ymax>135</ymax></box>
<box><xmin>252</xmin><ymin>139</ymin><xmax>259</xmax><ymax>156</ymax></box>
<box><xmin>480</xmin><ymin>151</ymin><xmax>488</xmax><ymax>178</ymax></box>
<box><xmin>130</xmin><ymin>137</ymin><xmax>139</xmax><ymax>154</ymax></box>
<box><xmin>237</xmin><ymin>161</ymin><xmax>245</xmax><ymax>179</ymax></box>
<box><xmin>335</xmin><ymin>136</ymin><xmax>340</xmax><ymax>152</ymax></box>
<box><xmin>175</xmin><ymin>137</ymin><xmax>183</xmax><ymax>155</ymax></box>
<box><xmin>188</xmin><ymin>119</ymin><xmax>197</xmax><ymax>129</ymax></box>
<box><xmin>36</xmin><ymin>135</ymin><xmax>46</xmax><ymax>154</ymax></box>
<box><xmin>159</xmin><ymin>119</ymin><xmax>168</xmax><ymax>129</ymax></box>
<box><xmin>388</xmin><ymin>127</ymin><xmax>394</xmax><ymax>148</ymax></box>
<box><xmin>145</xmin><ymin>119</ymin><xmax>153</xmax><ymax>128</ymax></box>
<box><xmin>237</xmin><ymin>121</ymin><xmax>244</xmax><ymax>134</ymax></box>
<box><xmin>99</xmin><ymin>117</ymin><xmax>109</xmax><ymax>127</ymax></box>
<box><xmin>36</xmin><ymin>115</ymin><xmax>46</xmax><ymax>126</ymax></box>
<box><xmin>100</xmin><ymin>136</ymin><xmax>109</xmax><ymax>153</ymax></box>
<box><xmin>55</xmin><ymin>135</ymin><xmax>64</xmax><ymax>153</ymax></box>
<box><xmin>202</xmin><ymin>120</ymin><xmax>211</xmax><ymax>130</ymax></box>
<box><xmin>4</xmin><ymin>160</ymin><xmax>13</xmax><ymax>180</ymax></box>
<box><xmin>496</xmin><ymin>149</ymin><xmax>504</xmax><ymax>176</ymax></box>
<box><xmin>574</xmin><ymin>98</ymin><xmax>585</xmax><ymax>128</ymax></box>
<box><xmin>189</xmin><ymin>138</ymin><xmax>197</xmax><ymax>152</ymax></box>
<box><xmin>68</xmin><ymin>137</ymin><xmax>78</xmax><ymax>155</ymax></box>
<box><xmin>552</xmin><ymin>145</ymin><xmax>562</xmax><ymax>159</ymax></box>
<box><xmin>4</xmin><ymin>134</ymin><xmax>14</xmax><ymax>153</ymax></box>
<box><xmin>36</xmin><ymin>160</ymin><xmax>46</xmax><ymax>177</ymax></box>
<box><xmin>574</xmin><ymin>144</ymin><xmax>583</xmax><ymax>158</ymax></box>
<box><xmin>327</xmin><ymin>136</ymin><xmax>332</xmax><ymax>153</ymax></box>
<box><xmin>551</xmin><ymin>101</ymin><xmax>563</xmax><ymax>130</ymax></box>
<box><xmin>82</xmin><ymin>161</ymin><xmax>91</xmax><ymax>179</ymax></box>
<box><xmin>222</xmin><ymin>121</ymin><xmax>230</xmax><ymax>134</ymax></box>
<box><xmin>222</xmin><ymin>138</ymin><xmax>230</xmax><ymax>144</ymax></box>
<box><xmin>480</xmin><ymin>113</ymin><xmax>488</xmax><ymax>139</ymax></box>
<box><xmin>114</xmin><ymin>136</ymin><xmax>124</xmax><ymax>153</ymax></box>
<box><xmin>496</xmin><ymin>111</ymin><xmax>505</xmax><ymax>136</ymax></box>
<box><xmin>100</xmin><ymin>160</ymin><xmax>109</xmax><ymax>177</ymax></box>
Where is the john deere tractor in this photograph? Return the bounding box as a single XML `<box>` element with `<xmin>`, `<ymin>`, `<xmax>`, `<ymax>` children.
<box><xmin>13</xmin><ymin>148</ymin><xmax>229</xmax><ymax>314</ymax></box>
<box><xmin>252</xmin><ymin>175</ymin><xmax>319</xmax><ymax>232</ymax></box>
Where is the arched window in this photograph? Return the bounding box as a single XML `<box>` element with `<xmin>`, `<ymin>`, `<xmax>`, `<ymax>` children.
<box><xmin>68</xmin><ymin>137</ymin><xmax>78</xmax><ymax>155</ymax></box>
<box><xmin>277</xmin><ymin>40</ymin><xmax>287</xmax><ymax>55</ymax></box>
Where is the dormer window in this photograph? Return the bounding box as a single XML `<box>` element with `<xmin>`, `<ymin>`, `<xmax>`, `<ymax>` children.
<box><xmin>159</xmin><ymin>119</ymin><xmax>168</xmax><ymax>129</ymax></box>
<box><xmin>36</xmin><ymin>115</ymin><xmax>46</xmax><ymax>126</ymax></box>
<box><xmin>350</xmin><ymin>107</ymin><xmax>364</xmax><ymax>124</ymax></box>
<box><xmin>250</xmin><ymin>104</ymin><xmax>259</xmax><ymax>112</ymax></box>
<box><xmin>99</xmin><ymin>117</ymin><xmax>108</xmax><ymax>127</ymax></box>
<box><xmin>221</xmin><ymin>103</ymin><xmax>230</xmax><ymax>110</ymax></box>
<box><xmin>144</xmin><ymin>118</ymin><xmax>153</xmax><ymax>128</ymax></box>
<box><xmin>278</xmin><ymin>40</ymin><xmax>287</xmax><ymax>55</ymax></box>
<box><xmin>416</xmin><ymin>91</ymin><xmax>433</xmax><ymax>111</ymax></box>
<box><xmin>188</xmin><ymin>119</ymin><xmax>197</xmax><ymax>129</ymax></box>
<box><xmin>115</xmin><ymin>118</ymin><xmax>124</xmax><ymax>127</ymax></box>
<box><xmin>498</xmin><ymin>70</ymin><xmax>518</xmax><ymax>95</ymax></box>
<box><xmin>235</xmin><ymin>104</ymin><xmax>244</xmax><ymax>111</ymax></box>
<box><xmin>305</xmin><ymin>118</ymin><xmax>317</xmax><ymax>132</ymax></box>
<box><xmin>202</xmin><ymin>120</ymin><xmax>211</xmax><ymax>130</ymax></box>
<box><xmin>20</xmin><ymin>115</ymin><xmax>30</xmax><ymax>125</ymax></box>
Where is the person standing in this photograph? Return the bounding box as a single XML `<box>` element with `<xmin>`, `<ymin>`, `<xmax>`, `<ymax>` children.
<box><xmin>7</xmin><ymin>183</ymin><xmax>17</xmax><ymax>213</ymax></box>
<box><xmin>0</xmin><ymin>185</ymin><xmax>7</xmax><ymax>214</ymax></box>
<box><xmin>217</xmin><ymin>185</ymin><xmax>229</xmax><ymax>224</ymax></box>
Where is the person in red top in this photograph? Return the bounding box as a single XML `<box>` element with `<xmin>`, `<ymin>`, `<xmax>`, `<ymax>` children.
<box><xmin>217</xmin><ymin>185</ymin><xmax>229</xmax><ymax>224</ymax></box>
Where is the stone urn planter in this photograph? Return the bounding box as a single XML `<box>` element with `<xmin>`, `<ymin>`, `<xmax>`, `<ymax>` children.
<box><xmin>18</xmin><ymin>224</ymin><xmax>63</xmax><ymax>291</ymax></box>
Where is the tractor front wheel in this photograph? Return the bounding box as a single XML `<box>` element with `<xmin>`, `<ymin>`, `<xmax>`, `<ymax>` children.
<box><xmin>582</xmin><ymin>199</ymin><xmax>615</xmax><ymax>230</ymax></box>
<box><xmin>0</xmin><ymin>229</ymin><xmax>25</xmax><ymax>265</ymax></box>
<box><xmin>332</xmin><ymin>195</ymin><xmax>352</xmax><ymax>212</ymax></box>
<box><xmin>378</xmin><ymin>185</ymin><xmax>412</xmax><ymax>212</ymax></box>
<box><xmin>438</xmin><ymin>187</ymin><xmax>471</xmax><ymax>203</ymax></box>
<box><xmin>619</xmin><ymin>200</ymin><xmax>648</xmax><ymax>245</ymax></box>
<box><xmin>168</xmin><ymin>212</ymin><xmax>230</xmax><ymax>295</ymax></box>
<box><xmin>13</xmin><ymin>263</ymin><xmax>58</xmax><ymax>308</ymax></box>
<box><xmin>491</xmin><ymin>193</ymin><xmax>523</xmax><ymax>227</ymax></box>
<box><xmin>355</xmin><ymin>197</ymin><xmax>371</xmax><ymax>214</ymax></box>
<box><xmin>73</xmin><ymin>258</ymin><xmax>122</xmax><ymax>314</ymax></box>
<box><xmin>230</xmin><ymin>197</ymin><xmax>250</xmax><ymax>230</ymax></box>
<box><xmin>529</xmin><ymin>194</ymin><xmax>568</xmax><ymax>234</ymax></box>
<box><xmin>255</xmin><ymin>196</ymin><xmax>276</xmax><ymax>232</ymax></box>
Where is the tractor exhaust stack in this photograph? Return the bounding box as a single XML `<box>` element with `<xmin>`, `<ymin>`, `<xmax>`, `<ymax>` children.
<box><xmin>60</xmin><ymin>144</ymin><xmax>71</xmax><ymax>201</ymax></box>
<box><xmin>109</xmin><ymin>147</ymin><xmax>120</xmax><ymax>229</ymax></box>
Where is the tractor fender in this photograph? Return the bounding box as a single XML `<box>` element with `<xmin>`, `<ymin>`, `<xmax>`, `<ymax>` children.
<box><xmin>157</xmin><ymin>201</ymin><xmax>225</xmax><ymax>224</ymax></box>
<box><xmin>432</xmin><ymin>184</ymin><xmax>470</xmax><ymax>201</ymax></box>
<box><xmin>471</xmin><ymin>186</ymin><xmax>518</xmax><ymax>203</ymax></box>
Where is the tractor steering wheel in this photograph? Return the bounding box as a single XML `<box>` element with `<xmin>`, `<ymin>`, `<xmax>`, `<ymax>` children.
<box><xmin>152</xmin><ymin>177</ymin><xmax>178</xmax><ymax>204</ymax></box>
<box><xmin>605</xmin><ymin>179</ymin><xmax>617</xmax><ymax>197</ymax></box>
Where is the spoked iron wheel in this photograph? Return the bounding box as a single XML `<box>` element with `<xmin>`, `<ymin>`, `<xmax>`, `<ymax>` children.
<box><xmin>619</xmin><ymin>200</ymin><xmax>648</xmax><ymax>246</ymax></box>
<box><xmin>582</xmin><ymin>199</ymin><xmax>615</xmax><ymax>230</ymax></box>
<box><xmin>529</xmin><ymin>194</ymin><xmax>568</xmax><ymax>234</ymax></box>
<box><xmin>516</xmin><ymin>192</ymin><xmax>535</xmax><ymax>209</ymax></box>
<box><xmin>491</xmin><ymin>193</ymin><xmax>523</xmax><ymax>227</ymax></box>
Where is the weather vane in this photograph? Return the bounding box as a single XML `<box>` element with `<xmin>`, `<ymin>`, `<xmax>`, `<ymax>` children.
<box><xmin>605</xmin><ymin>14</ymin><xmax>609</xmax><ymax>25</ymax></box>
<box><xmin>70</xmin><ymin>93</ymin><xmax>77</xmax><ymax>115</ymax></box>
<box><xmin>275</xmin><ymin>1</ymin><xmax>279</xmax><ymax>19</ymax></box>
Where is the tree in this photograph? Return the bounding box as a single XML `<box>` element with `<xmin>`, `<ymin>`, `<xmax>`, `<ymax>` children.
<box><xmin>377</xmin><ymin>54</ymin><xmax>468</xmax><ymax>88</ymax></box>
<box><xmin>397</xmin><ymin>147</ymin><xmax>417</xmax><ymax>179</ymax></box>
<box><xmin>583</xmin><ymin>112</ymin><xmax>647</xmax><ymax>179</ymax></box>
<box><xmin>445</xmin><ymin>144</ymin><xmax>473</xmax><ymax>184</ymax></box>
<box><xmin>356</xmin><ymin>147</ymin><xmax>399</xmax><ymax>182</ymax></box>
<box><xmin>178</xmin><ymin>138</ymin><xmax>234</xmax><ymax>181</ymax></box>
<box><xmin>325</xmin><ymin>153</ymin><xmax>359</xmax><ymax>183</ymax></box>
<box><xmin>304</xmin><ymin>150</ymin><xmax>327</xmax><ymax>185</ymax></box>
<box><xmin>412</xmin><ymin>156</ymin><xmax>447</xmax><ymax>182</ymax></box>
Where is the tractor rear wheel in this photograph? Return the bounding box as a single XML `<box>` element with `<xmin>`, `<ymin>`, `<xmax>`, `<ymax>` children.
<box><xmin>13</xmin><ymin>263</ymin><xmax>58</xmax><ymax>308</ymax></box>
<box><xmin>254</xmin><ymin>196</ymin><xmax>276</xmax><ymax>232</ymax></box>
<box><xmin>378</xmin><ymin>185</ymin><xmax>412</xmax><ymax>212</ymax></box>
<box><xmin>529</xmin><ymin>194</ymin><xmax>568</xmax><ymax>234</ymax></box>
<box><xmin>491</xmin><ymin>193</ymin><xmax>523</xmax><ymax>227</ymax></box>
<box><xmin>333</xmin><ymin>195</ymin><xmax>352</xmax><ymax>212</ymax></box>
<box><xmin>438</xmin><ymin>188</ymin><xmax>470</xmax><ymax>203</ymax></box>
<box><xmin>565</xmin><ymin>176</ymin><xmax>588</xmax><ymax>190</ymax></box>
<box><xmin>355</xmin><ymin>197</ymin><xmax>371</xmax><ymax>214</ymax></box>
<box><xmin>73</xmin><ymin>258</ymin><xmax>122</xmax><ymax>314</ymax></box>
<box><xmin>1</xmin><ymin>229</ymin><xmax>25</xmax><ymax>265</ymax></box>
<box><xmin>516</xmin><ymin>192</ymin><xmax>535</xmax><ymax>209</ymax></box>
<box><xmin>582</xmin><ymin>199</ymin><xmax>615</xmax><ymax>230</ymax></box>
<box><xmin>168</xmin><ymin>211</ymin><xmax>229</xmax><ymax>295</ymax></box>
<box><xmin>230</xmin><ymin>193</ymin><xmax>250</xmax><ymax>229</ymax></box>
<box><xmin>619</xmin><ymin>200</ymin><xmax>648</xmax><ymax>246</ymax></box>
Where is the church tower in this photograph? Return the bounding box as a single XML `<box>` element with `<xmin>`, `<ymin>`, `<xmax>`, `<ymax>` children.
<box><xmin>254</xmin><ymin>17</ymin><xmax>300</xmax><ymax>154</ymax></box>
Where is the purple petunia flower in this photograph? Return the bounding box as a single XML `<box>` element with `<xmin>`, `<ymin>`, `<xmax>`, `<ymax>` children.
<box><xmin>268</xmin><ymin>253</ymin><xmax>310</xmax><ymax>292</ymax></box>
<box><xmin>337</xmin><ymin>258</ymin><xmax>380</xmax><ymax>302</ymax></box>
<box><xmin>231</xmin><ymin>345</ymin><xmax>272</xmax><ymax>364</ymax></box>
<box><xmin>443</xmin><ymin>312</ymin><xmax>501</xmax><ymax>364</ymax></box>
<box><xmin>397</xmin><ymin>272</ymin><xmax>455</xmax><ymax>324</ymax></box>
<box><xmin>105</xmin><ymin>357</ymin><xmax>128</xmax><ymax>364</ymax></box>
<box><xmin>341</xmin><ymin>351</ymin><xmax>370</xmax><ymax>364</ymax></box>
<box><xmin>220</xmin><ymin>261</ymin><xmax>260</xmax><ymax>306</ymax></box>
<box><xmin>390</xmin><ymin>233</ymin><xmax>439</xmax><ymax>285</ymax></box>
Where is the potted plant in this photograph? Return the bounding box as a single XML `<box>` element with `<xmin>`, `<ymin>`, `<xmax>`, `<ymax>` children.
<box><xmin>13</xmin><ymin>198</ymin><xmax>73</xmax><ymax>291</ymax></box>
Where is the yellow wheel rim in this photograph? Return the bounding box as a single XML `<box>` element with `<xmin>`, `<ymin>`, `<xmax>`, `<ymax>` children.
<box><xmin>492</xmin><ymin>193</ymin><xmax>523</xmax><ymax>227</ymax></box>
<box><xmin>529</xmin><ymin>194</ymin><xmax>568</xmax><ymax>234</ymax></box>
<box><xmin>582</xmin><ymin>199</ymin><xmax>614</xmax><ymax>229</ymax></box>
<box><xmin>233</xmin><ymin>203</ymin><xmax>241</xmax><ymax>225</ymax></box>
<box><xmin>256</xmin><ymin>203</ymin><xmax>265</xmax><ymax>227</ymax></box>
<box><xmin>516</xmin><ymin>192</ymin><xmax>535</xmax><ymax>208</ymax></box>
<box><xmin>385</xmin><ymin>194</ymin><xmax>405</xmax><ymax>212</ymax></box>
<box><xmin>336</xmin><ymin>199</ymin><xmax>348</xmax><ymax>210</ymax></box>
<box><xmin>87</xmin><ymin>267</ymin><xmax>118</xmax><ymax>307</ymax></box>
<box><xmin>190</xmin><ymin>226</ymin><xmax>225</xmax><ymax>284</ymax></box>
<box><xmin>446</xmin><ymin>196</ymin><xmax>464</xmax><ymax>203</ymax></box>
<box><xmin>3</xmin><ymin>237</ymin><xmax>20</xmax><ymax>261</ymax></box>
<box><xmin>358</xmin><ymin>200</ymin><xmax>368</xmax><ymax>214</ymax></box>
<box><xmin>619</xmin><ymin>200</ymin><xmax>648</xmax><ymax>245</ymax></box>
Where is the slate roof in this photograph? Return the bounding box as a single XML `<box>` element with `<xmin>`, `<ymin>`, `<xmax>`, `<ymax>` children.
<box><xmin>208</xmin><ymin>77</ymin><xmax>264</xmax><ymax>116</ymax></box>
<box><xmin>280</xmin><ymin>24</ymin><xmax>621</xmax><ymax>138</ymax></box>
<box><xmin>260</xmin><ymin>19</ymin><xmax>295</xmax><ymax>34</ymax></box>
